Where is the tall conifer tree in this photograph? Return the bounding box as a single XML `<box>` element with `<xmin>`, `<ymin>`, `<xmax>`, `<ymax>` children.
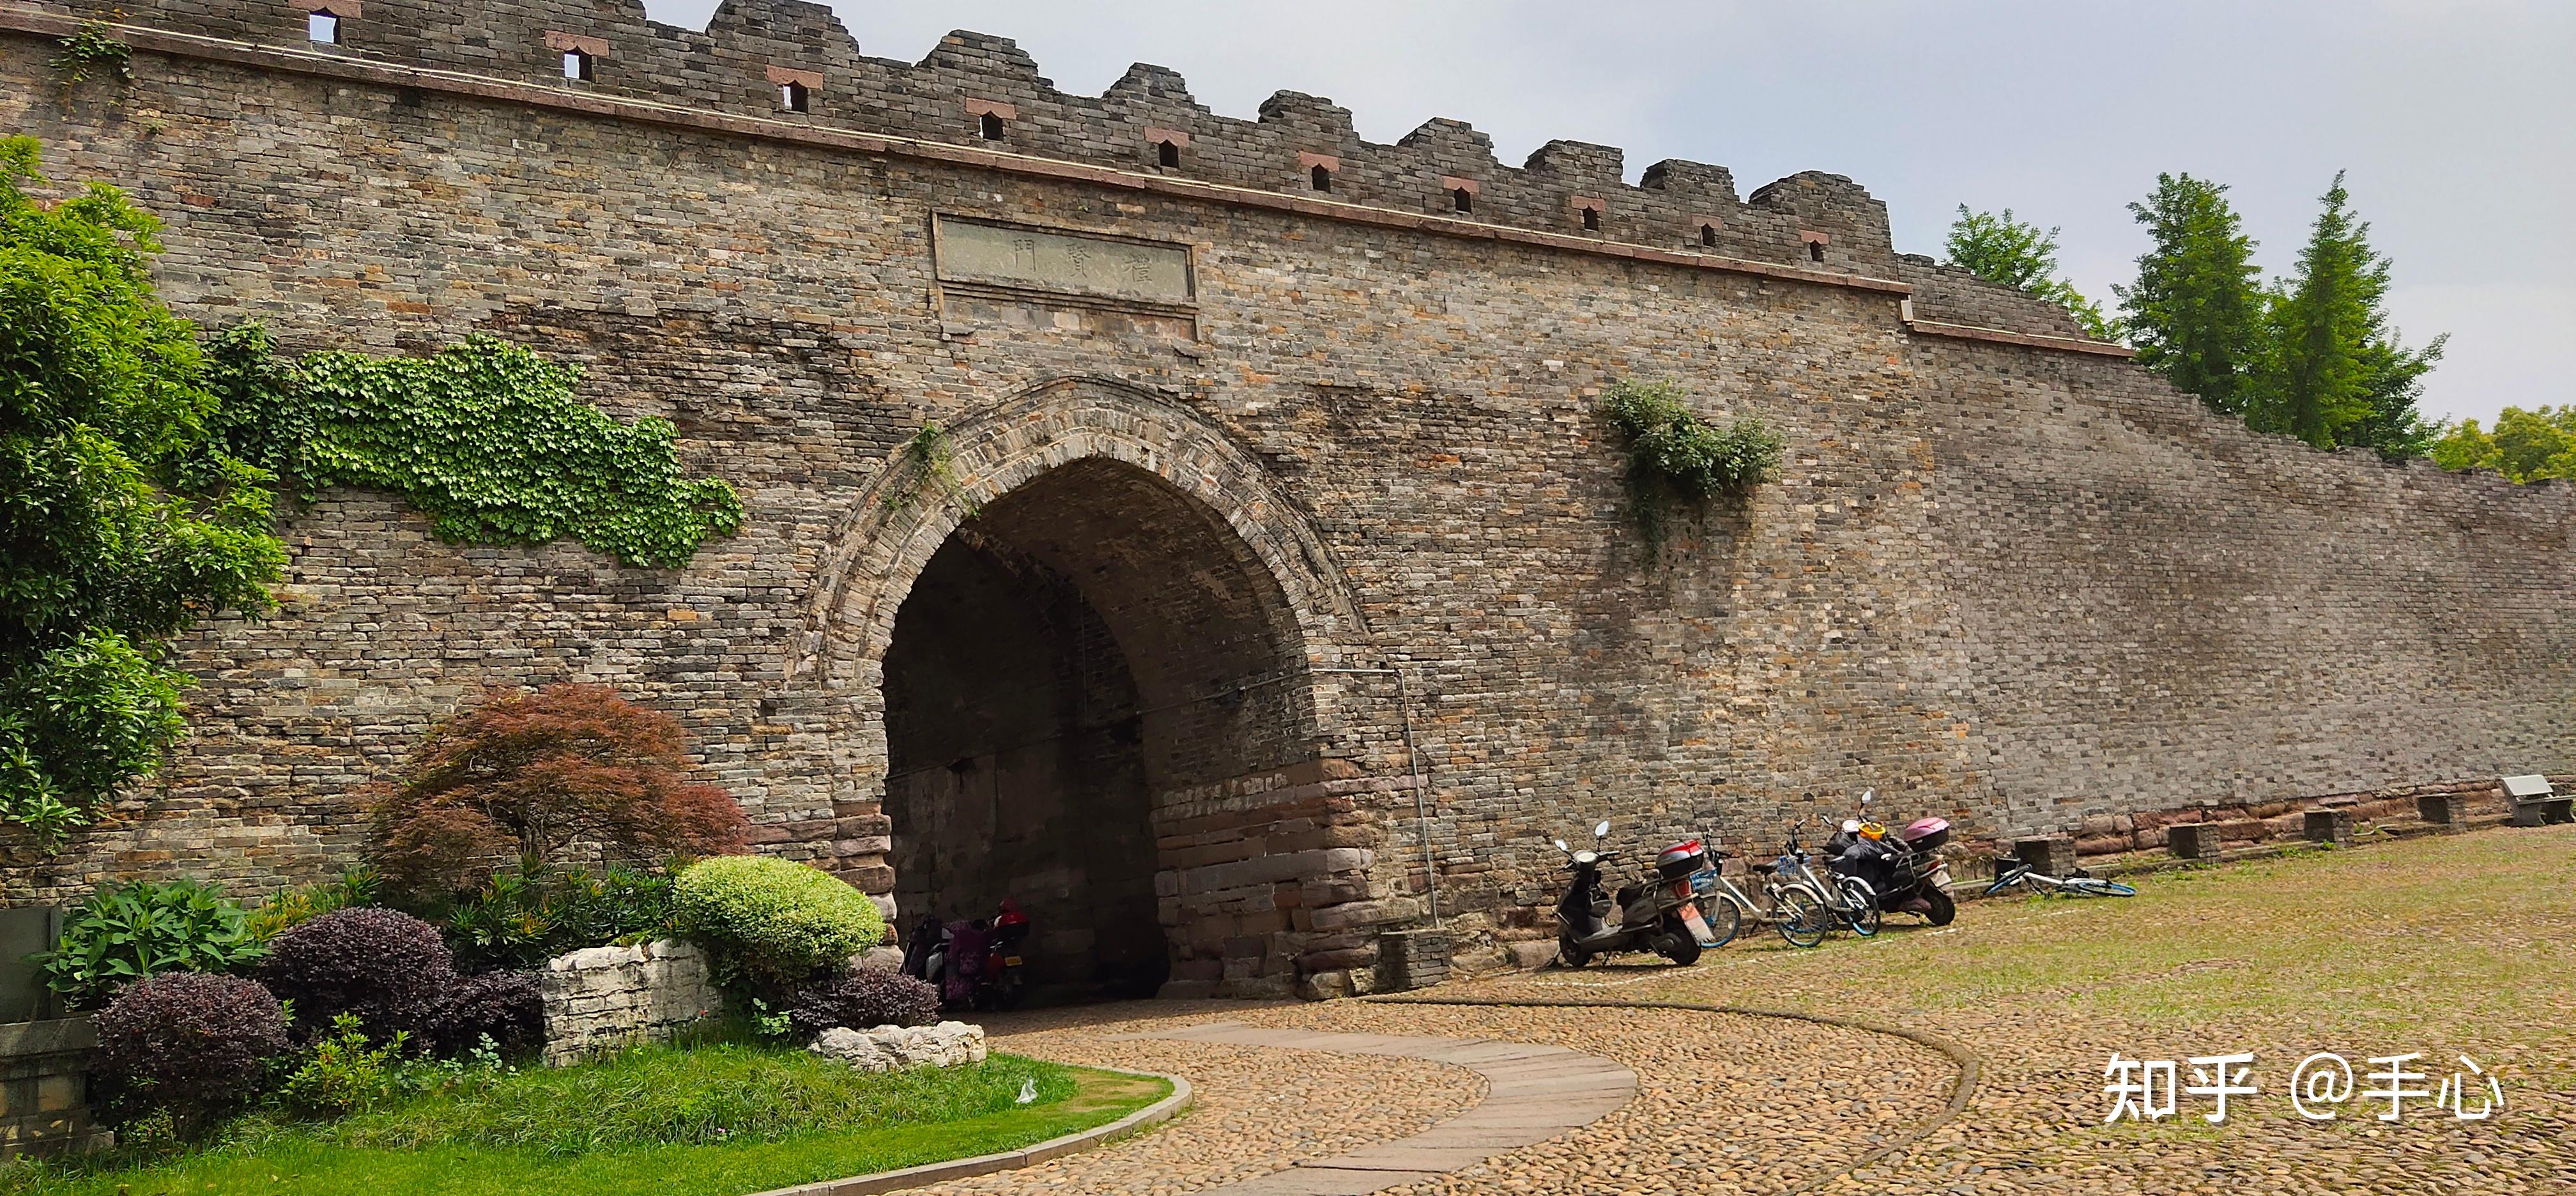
<box><xmin>2245</xmin><ymin>173</ymin><xmax>2444</xmax><ymax>452</ymax></box>
<box><xmin>2113</xmin><ymin>174</ymin><xmax>2262</xmax><ymax>416</ymax></box>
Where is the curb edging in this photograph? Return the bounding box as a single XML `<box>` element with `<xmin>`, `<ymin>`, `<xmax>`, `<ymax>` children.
<box><xmin>1362</xmin><ymin>994</ymin><xmax>1981</xmax><ymax>1196</ymax></box>
<box><xmin>749</xmin><ymin>1066</ymin><xmax>1193</xmax><ymax>1196</ymax></box>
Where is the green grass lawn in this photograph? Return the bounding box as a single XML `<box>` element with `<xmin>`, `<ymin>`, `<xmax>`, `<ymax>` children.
<box><xmin>9</xmin><ymin>1045</ymin><xmax>1170</xmax><ymax>1196</ymax></box>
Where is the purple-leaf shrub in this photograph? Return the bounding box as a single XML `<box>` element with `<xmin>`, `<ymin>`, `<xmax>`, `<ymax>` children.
<box><xmin>788</xmin><ymin>965</ymin><xmax>940</xmax><ymax>1037</ymax></box>
<box><xmin>257</xmin><ymin>907</ymin><xmax>454</xmax><ymax>1040</ymax></box>
<box><xmin>91</xmin><ymin>972</ymin><xmax>291</xmax><ymax>1133</ymax></box>
<box><xmin>425</xmin><ymin>969</ymin><xmax>546</xmax><ymax>1058</ymax></box>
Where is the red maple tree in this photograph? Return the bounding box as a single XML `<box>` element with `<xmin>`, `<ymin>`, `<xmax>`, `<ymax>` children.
<box><xmin>367</xmin><ymin>684</ymin><xmax>749</xmax><ymax>898</ymax></box>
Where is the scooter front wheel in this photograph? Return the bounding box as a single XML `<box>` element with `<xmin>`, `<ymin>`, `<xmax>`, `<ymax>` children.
<box><xmin>1556</xmin><ymin>935</ymin><xmax>1592</xmax><ymax>968</ymax></box>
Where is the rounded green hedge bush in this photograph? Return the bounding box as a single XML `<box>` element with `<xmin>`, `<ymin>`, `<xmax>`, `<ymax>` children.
<box><xmin>674</xmin><ymin>856</ymin><xmax>884</xmax><ymax>992</ymax></box>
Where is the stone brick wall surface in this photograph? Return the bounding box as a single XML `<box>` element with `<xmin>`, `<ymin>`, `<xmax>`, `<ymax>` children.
<box><xmin>538</xmin><ymin>939</ymin><xmax>720</xmax><ymax>1064</ymax></box>
<box><xmin>0</xmin><ymin>1018</ymin><xmax>104</xmax><ymax>1157</ymax></box>
<box><xmin>3</xmin><ymin>1</ymin><xmax>2573</xmax><ymax>995</ymax></box>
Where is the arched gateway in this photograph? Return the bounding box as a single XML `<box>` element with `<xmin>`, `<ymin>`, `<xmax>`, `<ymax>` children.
<box><xmin>785</xmin><ymin>379</ymin><xmax>1413</xmax><ymax>1000</ymax></box>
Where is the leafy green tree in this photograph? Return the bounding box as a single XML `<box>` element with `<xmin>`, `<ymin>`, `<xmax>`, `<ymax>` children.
<box><xmin>2113</xmin><ymin>173</ymin><xmax>2264</xmax><ymax>416</ymax></box>
<box><xmin>1943</xmin><ymin>206</ymin><xmax>2115</xmax><ymax>339</ymax></box>
<box><xmin>2243</xmin><ymin>173</ymin><xmax>2444</xmax><ymax>453</ymax></box>
<box><xmin>0</xmin><ymin>136</ymin><xmax>284</xmax><ymax>847</ymax></box>
<box><xmin>2429</xmin><ymin>406</ymin><xmax>2576</xmax><ymax>482</ymax></box>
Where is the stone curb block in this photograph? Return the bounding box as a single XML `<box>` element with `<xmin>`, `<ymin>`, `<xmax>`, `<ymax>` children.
<box><xmin>744</xmin><ymin>1067</ymin><xmax>1193</xmax><ymax>1196</ymax></box>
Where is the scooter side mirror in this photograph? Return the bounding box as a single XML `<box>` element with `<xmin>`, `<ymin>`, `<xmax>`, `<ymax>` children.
<box><xmin>1860</xmin><ymin>790</ymin><xmax>1873</xmax><ymax>806</ymax></box>
<box><xmin>1554</xmin><ymin>838</ymin><xmax>1570</xmax><ymax>852</ymax></box>
<box><xmin>1593</xmin><ymin>820</ymin><xmax>1611</xmax><ymax>839</ymax></box>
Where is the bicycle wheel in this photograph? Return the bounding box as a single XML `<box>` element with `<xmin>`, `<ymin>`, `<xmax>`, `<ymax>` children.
<box><xmin>2060</xmin><ymin>877</ymin><xmax>2136</xmax><ymax>898</ymax></box>
<box><xmin>1774</xmin><ymin>887</ymin><xmax>1828</xmax><ymax>948</ymax></box>
<box><xmin>1837</xmin><ymin>877</ymin><xmax>1881</xmax><ymax>937</ymax></box>
<box><xmin>1698</xmin><ymin>898</ymin><xmax>1742</xmax><ymax>948</ymax></box>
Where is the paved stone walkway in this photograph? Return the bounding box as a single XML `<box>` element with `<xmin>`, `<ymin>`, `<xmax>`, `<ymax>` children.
<box><xmin>911</xmin><ymin>997</ymin><xmax>1954</xmax><ymax>1196</ymax></box>
<box><xmin>1112</xmin><ymin>1022</ymin><xmax>1637</xmax><ymax>1195</ymax></box>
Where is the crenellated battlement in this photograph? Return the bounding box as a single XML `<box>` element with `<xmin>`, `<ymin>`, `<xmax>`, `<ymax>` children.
<box><xmin>40</xmin><ymin>0</ymin><xmax>1942</xmax><ymax>284</ymax></box>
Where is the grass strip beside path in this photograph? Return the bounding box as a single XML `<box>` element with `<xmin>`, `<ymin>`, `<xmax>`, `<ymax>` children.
<box><xmin>13</xmin><ymin>1063</ymin><xmax>1169</xmax><ymax>1196</ymax></box>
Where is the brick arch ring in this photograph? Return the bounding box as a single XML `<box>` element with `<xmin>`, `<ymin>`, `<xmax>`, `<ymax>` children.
<box><xmin>785</xmin><ymin>375</ymin><xmax>1372</xmax><ymax>703</ymax></box>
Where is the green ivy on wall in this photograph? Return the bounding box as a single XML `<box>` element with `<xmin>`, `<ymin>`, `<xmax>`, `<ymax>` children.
<box><xmin>1601</xmin><ymin>378</ymin><xmax>1784</xmax><ymax>556</ymax></box>
<box><xmin>50</xmin><ymin>23</ymin><xmax>133</xmax><ymax>102</ymax></box>
<box><xmin>211</xmin><ymin>327</ymin><xmax>744</xmax><ymax>569</ymax></box>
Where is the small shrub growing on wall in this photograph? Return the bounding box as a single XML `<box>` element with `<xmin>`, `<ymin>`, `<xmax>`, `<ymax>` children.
<box><xmin>675</xmin><ymin>855</ymin><xmax>886</xmax><ymax>995</ymax></box>
<box><xmin>365</xmin><ymin>684</ymin><xmax>748</xmax><ymax>901</ymax></box>
<box><xmin>49</xmin><ymin>23</ymin><xmax>133</xmax><ymax>100</ymax></box>
<box><xmin>880</xmin><ymin>421</ymin><xmax>980</xmax><ymax>516</ymax></box>
<box><xmin>1600</xmin><ymin>378</ymin><xmax>1785</xmax><ymax>553</ymax></box>
<box><xmin>90</xmin><ymin>971</ymin><xmax>290</xmax><ymax>1136</ymax></box>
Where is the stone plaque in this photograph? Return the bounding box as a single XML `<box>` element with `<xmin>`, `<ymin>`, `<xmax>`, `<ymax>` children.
<box><xmin>935</xmin><ymin>217</ymin><xmax>1194</xmax><ymax>305</ymax></box>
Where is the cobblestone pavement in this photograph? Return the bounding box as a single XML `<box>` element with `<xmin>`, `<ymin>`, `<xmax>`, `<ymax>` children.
<box><xmin>917</xmin><ymin>995</ymin><xmax>1951</xmax><ymax>1196</ymax></box>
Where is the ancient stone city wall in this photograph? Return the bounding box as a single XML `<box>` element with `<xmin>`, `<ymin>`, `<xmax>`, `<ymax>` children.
<box><xmin>2</xmin><ymin>0</ymin><xmax>2571</xmax><ymax>993</ymax></box>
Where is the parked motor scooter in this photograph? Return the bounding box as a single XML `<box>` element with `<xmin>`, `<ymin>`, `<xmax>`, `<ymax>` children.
<box><xmin>1552</xmin><ymin>820</ymin><xmax>1721</xmax><ymax>968</ymax></box>
<box><xmin>901</xmin><ymin>899</ymin><xmax>1034</xmax><ymax>1009</ymax></box>
<box><xmin>1825</xmin><ymin>790</ymin><xmax>1957</xmax><ymax>926</ymax></box>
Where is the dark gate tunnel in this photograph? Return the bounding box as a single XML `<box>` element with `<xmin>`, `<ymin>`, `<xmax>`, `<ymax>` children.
<box><xmin>880</xmin><ymin>457</ymin><xmax>1313</xmax><ymax>1002</ymax></box>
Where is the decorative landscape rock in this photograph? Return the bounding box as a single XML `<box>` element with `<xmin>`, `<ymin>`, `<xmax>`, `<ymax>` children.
<box><xmin>808</xmin><ymin>1021</ymin><xmax>988</xmax><ymax>1072</ymax></box>
<box><xmin>537</xmin><ymin>940</ymin><xmax>721</xmax><ymax>1066</ymax></box>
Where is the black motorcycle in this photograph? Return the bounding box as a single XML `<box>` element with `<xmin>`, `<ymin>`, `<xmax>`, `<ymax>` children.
<box><xmin>1825</xmin><ymin>790</ymin><xmax>1958</xmax><ymax>926</ymax></box>
<box><xmin>1552</xmin><ymin>819</ymin><xmax>1718</xmax><ymax>968</ymax></box>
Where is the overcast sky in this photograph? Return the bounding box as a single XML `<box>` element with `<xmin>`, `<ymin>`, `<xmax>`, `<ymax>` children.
<box><xmin>644</xmin><ymin>0</ymin><xmax>2572</xmax><ymax>425</ymax></box>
